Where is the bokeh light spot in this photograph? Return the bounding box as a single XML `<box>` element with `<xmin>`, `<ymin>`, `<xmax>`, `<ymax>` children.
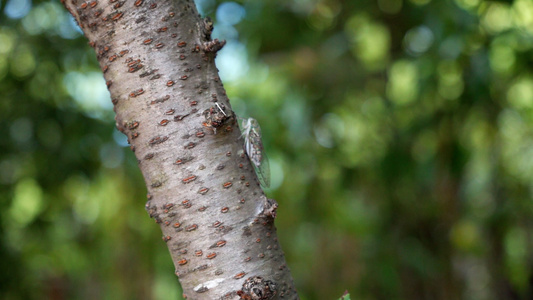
<box><xmin>63</xmin><ymin>71</ymin><xmax>113</xmax><ymax>119</ymax></box>
<box><xmin>437</xmin><ymin>60</ymin><xmax>464</xmax><ymax>100</ymax></box>
<box><xmin>4</xmin><ymin>0</ymin><xmax>31</xmax><ymax>19</ymax></box>
<box><xmin>512</xmin><ymin>0</ymin><xmax>533</xmax><ymax>34</ymax></box>
<box><xmin>404</xmin><ymin>26</ymin><xmax>434</xmax><ymax>56</ymax></box>
<box><xmin>113</xmin><ymin>128</ymin><xmax>129</xmax><ymax>147</ymax></box>
<box><xmin>99</xmin><ymin>143</ymin><xmax>124</xmax><ymax>169</ymax></box>
<box><xmin>216</xmin><ymin>2</ymin><xmax>245</xmax><ymax>25</ymax></box>
<box><xmin>489</xmin><ymin>43</ymin><xmax>515</xmax><ymax>75</ymax></box>
<box><xmin>10</xmin><ymin>44</ymin><xmax>36</xmax><ymax>78</ymax></box>
<box><xmin>450</xmin><ymin>219</ymin><xmax>481</xmax><ymax>252</ymax></box>
<box><xmin>0</xmin><ymin>27</ymin><xmax>16</xmax><ymax>55</ymax></box>
<box><xmin>481</xmin><ymin>2</ymin><xmax>512</xmax><ymax>34</ymax></box>
<box><xmin>216</xmin><ymin>41</ymin><xmax>249</xmax><ymax>82</ymax></box>
<box><xmin>9</xmin><ymin>178</ymin><xmax>44</xmax><ymax>227</ymax></box>
<box><xmin>345</xmin><ymin>15</ymin><xmax>390</xmax><ymax>71</ymax></box>
<box><xmin>314</xmin><ymin>113</ymin><xmax>344</xmax><ymax>148</ymax></box>
<box><xmin>195</xmin><ymin>0</ymin><xmax>215</xmax><ymax>16</ymax></box>
<box><xmin>308</xmin><ymin>2</ymin><xmax>340</xmax><ymax>31</ymax></box>
<box><xmin>10</xmin><ymin>117</ymin><xmax>33</xmax><ymax>145</ymax></box>
<box><xmin>387</xmin><ymin>60</ymin><xmax>419</xmax><ymax>105</ymax></box>
<box><xmin>507</xmin><ymin>76</ymin><xmax>533</xmax><ymax>109</ymax></box>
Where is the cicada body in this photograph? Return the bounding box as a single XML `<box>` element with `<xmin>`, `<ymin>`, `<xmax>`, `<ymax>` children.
<box><xmin>240</xmin><ymin>117</ymin><xmax>271</xmax><ymax>188</ymax></box>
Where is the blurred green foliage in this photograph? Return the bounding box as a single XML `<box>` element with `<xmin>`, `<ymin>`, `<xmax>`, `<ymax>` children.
<box><xmin>1</xmin><ymin>0</ymin><xmax>533</xmax><ymax>299</ymax></box>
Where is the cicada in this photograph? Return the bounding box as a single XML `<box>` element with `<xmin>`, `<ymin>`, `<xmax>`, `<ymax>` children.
<box><xmin>240</xmin><ymin>117</ymin><xmax>270</xmax><ymax>188</ymax></box>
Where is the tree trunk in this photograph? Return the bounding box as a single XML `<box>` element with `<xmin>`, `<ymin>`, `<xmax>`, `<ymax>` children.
<box><xmin>61</xmin><ymin>0</ymin><xmax>298</xmax><ymax>299</ymax></box>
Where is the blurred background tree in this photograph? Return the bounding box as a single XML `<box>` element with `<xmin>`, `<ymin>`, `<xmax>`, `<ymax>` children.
<box><xmin>1</xmin><ymin>0</ymin><xmax>533</xmax><ymax>299</ymax></box>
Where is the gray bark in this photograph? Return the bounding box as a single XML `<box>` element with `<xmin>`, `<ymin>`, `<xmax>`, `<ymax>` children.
<box><xmin>61</xmin><ymin>0</ymin><xmax>298</xmax><ymax>299</ymax></box>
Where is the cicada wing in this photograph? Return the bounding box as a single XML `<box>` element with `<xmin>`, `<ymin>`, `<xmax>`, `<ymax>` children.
<box><xmin>244</xmin><ymin>134</ymin><xmax>256</xmax><ymax>165</ymax></box>
<box><xmin>237</xmin><ymin>116</ymin><xmax>246</xmax><ymax>130</ymax></box>
<box><xmin>253</xmin><ymin>151</ymin><xmax>270</xmax><ymax>188</ymax></box>
<box><xmin>239</xmin><ymin>117</ymin><xmax>270</xmax><ymax>188</ymax></box>
<box><xmin>239</xmin><ymin>117</ymin><xmax>252</xmax><ymax>140</ymax></box>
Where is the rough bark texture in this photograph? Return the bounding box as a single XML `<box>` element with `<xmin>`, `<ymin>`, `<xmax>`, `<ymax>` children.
<box><xmin>61</xmin><ymin>0</ymin><xmax>298</xmax><ymax>299</ymax></box>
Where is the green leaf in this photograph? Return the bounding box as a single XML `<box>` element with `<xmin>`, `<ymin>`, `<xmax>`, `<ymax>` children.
<box><xmin>338</xmin><ymin>291</ymin><xmax>351</xmax><ymax>300</ymax></box>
